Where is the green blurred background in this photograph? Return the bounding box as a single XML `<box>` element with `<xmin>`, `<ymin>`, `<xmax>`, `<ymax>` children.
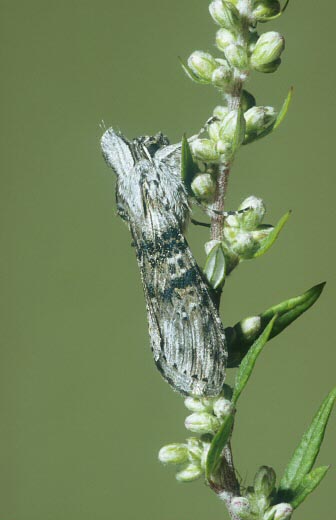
<box><xmin>0</xmin><ymin>1</ymin><xmax>334</xmax><ymax>519</ymax></box>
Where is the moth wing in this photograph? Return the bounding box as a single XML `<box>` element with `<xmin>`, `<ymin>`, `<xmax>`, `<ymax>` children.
<box><xmin>101</xmin><ymin>128</ymin><xmax>134</xmax><ymax>176</ymax></box>
<box><xmin>132</xmin><ymin>176</ymin><xmax>227</xmax><ymax>397</ymax></box>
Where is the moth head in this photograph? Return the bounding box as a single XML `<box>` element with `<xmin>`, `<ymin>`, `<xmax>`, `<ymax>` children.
<box><xmin>137</xmin><ymin>132</ymin><xmax>170</xmax><ymax>157</ymax></box>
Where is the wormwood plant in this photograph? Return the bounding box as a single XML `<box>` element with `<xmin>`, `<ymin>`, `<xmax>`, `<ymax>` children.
<box><xmin>102</xmin><ymin>2</ymin><xmax>334</xmax><ymax>519</ymax></box>
<box><xmin>155</xmin><ymin>2</ymin><xmax>334</xmax><ymax>519</ymax></box>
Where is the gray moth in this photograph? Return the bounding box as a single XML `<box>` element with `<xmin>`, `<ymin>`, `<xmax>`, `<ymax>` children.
<box><xmin>101</xmin><ymin>128</ymin><xmax>227</xmax><ymax>397</ymax></box>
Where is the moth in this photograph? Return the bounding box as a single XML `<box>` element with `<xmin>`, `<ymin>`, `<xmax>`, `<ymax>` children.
<box><xmin>101</xmin><ymin>128</ymin><xmax>227</xmax><ymax>397</ymax></box>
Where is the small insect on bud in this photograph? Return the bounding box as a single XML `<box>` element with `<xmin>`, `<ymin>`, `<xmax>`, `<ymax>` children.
<box><xmin>212</xmin><ymin>64</ymin><xmax>233</xmax><ymax>89</ymax></box>
<box><xmin>265</xmin><ymin>503</ymin><xmax>293</xmax><ymax>520</ymax></box>
<box><xmin>188</xmin><ymin>51</ymin><xmax>218</xmax><ymax>82</ymax></box>
<box><xmin>238</xmin><ymin>196</ymin><xmax>266</xmax><ymax>230</ymax></box>
<box><xmin>230</xmin><ymin>497</ymin><xmax>251</xmax><ymax>519</ymax></box>
<box><xmin>184</xmin><ymin>396</ymin><xmax>214</xmax><ymax>413</ymax></box>
<box><xmin>209</xmin><ymin>0</ymin><xmax>241</xmax><ymax>31</ymax></box>
<box><xmin>191</xmin><ymin>174</ymin><xmax>216</xmax><ymax>201</ymax></box>
<box><xmin>175</xmin><ymin>463</ymin><xmax>203</xmax><ymax>482</ymax></box>
<box><xmin>239</xmin><ymin>316</ymin><xmax>262</xmax><ymax>341</ymax></box>
<box><xmin>224</xmin><ymin>43</ymin><xmax>249</xmax><ymax>70</ymax></box>
<box><xmin>253</xmin><ymin>0</ymin><xmax>281</xmax><ymax>22</ymax></box>
<box><xmin>216</xmin><ymin>28</ymin><xmax>236</xmax><ymax>51</ymax></box>
<box><xmin>251</xmin><ymin>32</ymin><xmax>285</xmax><ymax>69</ymax></box>
<box><xmin>185</xmin><ymin>412</ymin><xmax>221</xmax><ymax>435</ymax></box>
<box><xmin>213</xmin><ymin>105</ymin><xmax>230</xmax><ymax>120</ymax></box>
<box><xmin>245</xmin><ymin>106</ymin><xmax>277</xmax><ymax>136</ymax></box>
<box><xmin>191</xmin><ymin>139</ymin><xmax>220</xmax><ymax>162</ymax></box>
<box><xmin>158</xmin><ymin>443</ymin><xmax>189</xmax><ymax>465</ymax></box>
<box><xmin>213</xmin><ymin>397</ymin><xmax>233</xmax><ymax>418</ymax></box>
<box><xmin>254</xmin><ymin>466</ymin><xmax>276</xmax><ymax>498</ymax></box>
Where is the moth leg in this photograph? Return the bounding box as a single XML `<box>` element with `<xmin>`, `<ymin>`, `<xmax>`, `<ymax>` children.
<box><xmin>191</xmin><ymin>218</ymin><xmax>210</xmax><ymax>228</ymax></box>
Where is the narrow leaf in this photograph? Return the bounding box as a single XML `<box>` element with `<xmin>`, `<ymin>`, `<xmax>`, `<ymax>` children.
<box><xmin>181</xmin><ymin>134</ymin><xmax>198</xmax><ymax>194</ymax></box>
<box><xmin>232</xmin><ymin>316</ymin><xmax>276</xmax><ymax>405</ymax></box>
<box><xmin>206</xmin><ymin>414</ymin><xmax>234</xmax><ymax>480</ymax></box>
<box><xmin>252</xmin><ymin>211</ymin><xmax>291</xmax><ymax>258</ymax></box>
<box><xmin>274</xmin><ymin>86</ymin><xmax>294</xmax><ymax>130</ymax></box>
<box><xmin>178</xmin><ymin>57</ymin><xmax>210</xmax><ymax>85</ymax></box>
<box><xmin>279</xmin><ymin>387</ymin><xmax>336</xmax><ymax>497</ymax></box>
<box><xmin>262</xmin><ymin>282</ymin><xmax>326</xmax><ymax>339</ymax></box>
<box><xmin>204</xmin><ymin>243</ymin><xmax>226</xmax><ymax>290</ymax></box>
<box><xmin>290</xmin><ymin>466</ymin><xmax>330</xmax><ymax>509</ymax></box>
<box><xmin>227</xmin><ymin>282</ymin><xmax>326</xmax><ymax>368</ymax></box>
<box><xmin>244</xmin><ymin>88</ymin><xmax>293</xmax><ymax>145</ymax></box>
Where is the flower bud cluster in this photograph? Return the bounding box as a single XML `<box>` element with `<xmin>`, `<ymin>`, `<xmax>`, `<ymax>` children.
<box><xmin>158</xmin><ymin>390</ymin><xmax>234</xmax><ymax>483</ymax></box>
<box><xmin>222</xmin><ymin>196</ymin><xmax>274</xmax><ymax>271</ymax></box>
<box><xmin>191</xmin><ymin>107</ymin><xmax>245</xmax><ymax>165</ymax></box>
<box><xmin>227</xmin><ymin>468</ymin><xmax>292</xmax><ymax>519</ymax></box>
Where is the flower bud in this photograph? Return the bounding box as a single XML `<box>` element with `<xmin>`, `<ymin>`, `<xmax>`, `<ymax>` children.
<box><xmin>184</xmin><ymin>396</ymin><xmax>214</xmax><ymax>413</ymax></box>
<box><xmin>254</xmin><ymin>466</ymin><xmax>276</xmax><ymax>498</ymax></box>
<box><xmin>245</xmin><ymin>106</ymin><xmax>277</xmax><ymax>136</ymax></box>
<box><xmin>265</xmin><ymin>503</ymin><xmax>293</xmax><ymax>520</ymax></box>
<box><xmin>230</xmin><ymin>232</ymin><xmax>256</xmax><ymax>258</ymax></box>
<box><xmin>225</xmin><ymin>44</ymin><xmax>249</xmax><ymax>70</ymax></box>
<box><xmin>253</xmin><ymin>0</ymin><xmax>281</xmax><ymax>21</ymax></box>
<box><xmin>216</xmin><ymin>28</ymin><xmax>236</xmax><ymax>51</ymax></box>
<box><xmin>213</xmin><ymin>397</ymin><xmax>233</xmax><ymax>418</ymax></box>
<box><xmin>208</xmin><ymin>120</ymin><xmax>221</xmax><ymax>141</ymax></box>
<box><xmin>213</xmin><ymin>105</ymin><xmax>230</xmax><ymax>120</ymax></box>
<box><xmin>238</xmin><ymin>196</ymin><xmax>266</xmax><ymax>229</ymax></box>
<box><xmin>191</xmin><ymin>174</ymin><xmax>216</xmax><ymax>201</ymax></box>
<box><xmin>230</xmin><ymin>497</ymin><xmax>251</xmax><ymax>519</ymax></box>
<box><xmin>158</xmin><ymin>443</ymin><xmax>189</xmax><ymax>465</ymax></box>
<box><xmin>239</xmin><ymin>316</ymin><xmax>262</xmax><ymax>341</ymax></box>
<box><xmin>216</xmin><ymin>139</ymin><xmax>233</xmax><ymax>157</ymax></box>
<box><xmin>186</xmin><ymin>437</ymin><xmax>203</xmax><ymax>462</ymax></box>
<box><xmin>205</xmin><ymin>239</ymin><xmax>221</xmax><ymax>256</ymax></box>
<box><xmin>209</xmin><ymin>0</ymin><xmax>241</xmax><ymax>31</ymax></box>
<box><xmin>251</xmin><ymin>31</ymin><xmax>284</xmax><ymax>68</ymax></box>
<box><xmin>212</xmin><ymin>64</ymin><xmax>233</xmax><ymax>89</ymax></box>
<box><xmin>188</xmin><ymin>51</ymin><xmax>218</xmax><ymax>82</ymax></box>
<box><xmin>219</xmin><ymin>110</ymin><xmax>239</xmax><ymax>140</ymax></box>
<box><xmin>185</xmin><ymin>412</ymin><xmax>221</xmax><ymax>435</ymax></box>
<box><xmin>175</xmin><ymin>463</ymin><xmax>203</xmax><ymax>482</ymax></box>
<box><xmin>254</xmin><ymin>58</ymin><xmax>281</xmax><ymax>73</ymax></box>
<box><xmin>191</xmin><ymin>139</ymin><xmax>220</xmax><ymax>162</ymax></box>
<box><xmin>241</xmin><ymin>90</ymin><xmax>256</xmax><ymax>112</ymax></box>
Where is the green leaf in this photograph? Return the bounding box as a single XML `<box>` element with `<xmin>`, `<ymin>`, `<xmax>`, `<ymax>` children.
<box><xmin>244</xmin><ymin>87</ymin><xmax>293</xmax><ymax>145</ymax></box>
<box><xmin>181</xmin><ymin>134</ymin><xmax>198</xmax><ymax>194</ymax></box>
<box><xmin>205</xmin><ymin>414</ymin><xmax>234</xmax><ymax>480</ymax></box>
<box><xmin>258</xmin><ymin>0</ymin><xmax>290</xmax><ymax>21</ymax></box>
<box><xmin>206</xmin><ymin>320</ymin><xmax>276</xmax><ymax>480</ymax></box>
<box><xmin>252</xmin><ymin>211</ymin><xmax>291</xmax><ymax>258</ymax></box>
<box><xmin>278</xmin><ymin>387</ymin><xmax>336</xmax><ymax>500</ymax></box>
<box><xmin>261</xmin><ymin>282</ymin><xmax>326</xmax><ymax>339</ymax></box>
<box><xmin>290</xmin><ymin>466</ymin><xmax>330</xmax><ymax>509</ymax></box>
<box><xmin>226</xmin><ymin>282</ymin><xmax>326</xmax><ymax>368</ymax></box>
<box><xmin>274</xmin><ymin>86</ymin><xmax>294</xmax><ymax>130</ymax></box>
<box><xmin>232</xmin><ymin>316</ymin><xmax>276</xmax><ymax>405</ymax></box>
<box><xmin>178</xmin><ymin>57</ymin><xmax>210</xmax><ymax>85</ymax></box>
<box><xmin>204</xmin><ymin>243</ymin><xmax>226</xmax><ymax>290</ymax></box>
